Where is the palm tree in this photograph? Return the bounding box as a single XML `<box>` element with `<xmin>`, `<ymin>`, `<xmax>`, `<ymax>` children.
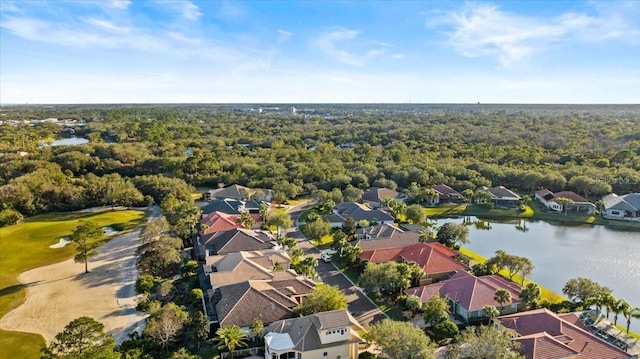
<box><xmin>494</xmin><ymin>289</ymin><xmax>512</xmax><ymax>312</ymax></box>
<box><xmin>520</xmin><ymin>283</ymin><xmax>541</xmax><ymax>309</ymax></box>
<box><xmin>555</xmin><ymin>197</ymin><xmax>574</xmax><ymax>215</ymax></box>
<box><xmin>612</xmin><ymin>298</ymin><xmax>626</xmax><ymax>326</ymax></box>
<box><xmin>618</xmin><ymin>299</ymin><xmax>633</xmax><ymax>333</ymax></box>
<box><xmin>483</xmin><ymin>305</ymin><xmax>500</xmax><ymax>320</ymax></box>
<box><xmin>236</xmin><ymin>211</ymin><xmax>255</xmax><ymax>229</ymax></box>
<box><xmin>215</xmin><ymin>325</ymin><xmax>248</xmax><ymax>359</ymax></box>
<box><xmin>630</xmin><ymin>307</ymin><xmax>640</xmax><ymax>334</ymax></box>
<box><xmin>600</xmin><ymin>293</ymin><xmax>616</xmax><ymax>319</ymax></box>
<box><xmin>520</xmin><ymin>195</ymin><xmax>532</xmax><ymax>208</ymax></box>
<box><xmin>462</xmin><ymin>189</ymin><xmax>475</xmax><ymax>203</ymax></box>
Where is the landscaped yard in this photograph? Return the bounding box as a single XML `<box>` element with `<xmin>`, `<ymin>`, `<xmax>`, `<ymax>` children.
<box><xmin>0</xmin><ymin>209</ymin><xmax>147</xmax><ymax>357</ymax></box>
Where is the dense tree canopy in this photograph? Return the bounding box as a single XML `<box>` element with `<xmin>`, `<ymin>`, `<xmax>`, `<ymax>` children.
<box><xmin>42</xmin><ymin>317</ymin><xmax>119</xmax><ymax>359</ymax></box>
<box><xmin>363</xmin><ymin>319</ymin><xmax>436</xmax><ymax>359</ymax></box>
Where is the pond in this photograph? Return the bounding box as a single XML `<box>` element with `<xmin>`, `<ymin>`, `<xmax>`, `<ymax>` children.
<box><xmin>39</xmin><ymin>137</ymin><xmax>89</xmax><ymax>147</ymax></box>
<box><xmin>432</xmin><ymin>217</ymin><xmax>640</xmax><ymax>332</ymax></box>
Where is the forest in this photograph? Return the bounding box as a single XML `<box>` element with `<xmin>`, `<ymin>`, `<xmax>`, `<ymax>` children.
<box><xmin>1</xmin><ymin>104</ymin><xmax>639</xmax><ymax>225</ymax></box>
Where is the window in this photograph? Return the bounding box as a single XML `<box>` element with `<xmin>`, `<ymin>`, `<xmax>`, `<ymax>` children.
<box><xmin>611</xmin><ymin>210</ymin><xmax>621</xmax><ymax>215</ymax></box>
<box><xmin>323</xmin><ymin>352</ymin><xmax>328</xmax><ymax>357</ymax></box>
<box><xmin>340</xmin><ymin>329</ymin><xmax>345</xmax><ymax>335</ymax></box>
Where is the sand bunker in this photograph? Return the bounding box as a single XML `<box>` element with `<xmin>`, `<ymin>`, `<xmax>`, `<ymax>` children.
<box><xmin>49</xmin><ymin>237</ymin><xmax>71</xmax><ymax>249</ymax></box>
<box><xmin>0</xmin><ymin>229</ymin><xmax>147</xmax><ymax>344</ymax></box>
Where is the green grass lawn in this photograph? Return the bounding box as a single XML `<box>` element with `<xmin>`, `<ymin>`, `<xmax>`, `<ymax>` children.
<box><xmin>0</xmin><ymin>209</ymin><xmax>146</xmax><ymax>358</ymax></box>
<box><xmin>458</xmin><ymin>247</ymin><xmax>565</xmax><ymax>303</ymax></box>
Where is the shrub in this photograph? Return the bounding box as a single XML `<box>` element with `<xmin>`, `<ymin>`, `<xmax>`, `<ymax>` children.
<box><xmin>136</xmin><ymin>274</ymin><xmax>158</xmax><ymax>294</ymax></box>
<box><xmin>0</xmin><ymin>208</ymin><xmax>23</xmax><ymax>227</ymax></box>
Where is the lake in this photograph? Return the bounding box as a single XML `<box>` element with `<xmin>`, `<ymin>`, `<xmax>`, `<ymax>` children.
<box><xmin>433</xmin><ymin>217</ymin><xmax>640</xmax><ymax>332</ymax></box>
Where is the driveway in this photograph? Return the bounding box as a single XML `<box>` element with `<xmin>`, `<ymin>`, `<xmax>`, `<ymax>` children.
<box><xmin>297</xmin><ymin>239</ymin><xmax>388</xmax><ymax>329</ymax></box>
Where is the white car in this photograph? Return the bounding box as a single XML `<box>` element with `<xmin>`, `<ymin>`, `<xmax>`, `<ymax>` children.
<box><xmin>320</xmin><ymin>253</ymin><xmax>332</xmax><ymax>262</ymax></box>
<box><xmin>322</xmin><ymin>249</ymin><xmax>338</xmax><ymax>255</ymax></box>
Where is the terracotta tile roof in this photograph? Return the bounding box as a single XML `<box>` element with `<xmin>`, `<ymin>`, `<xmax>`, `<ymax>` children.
<box><xmin>497</xmin><ymin>309</ymin><xmax>630</xmax><ymax>359</ymax></box>
<box><xmin>551</xmin><ymin>191</ymin><xmax>589</xmax><ymax>203</ymax></box>
<box><xmin>515</xmin><ymin>332</ymin><xmax>580</xmax><ymax>359</ymax></box>
<box><xmin>200</xmin><ymin>211</ymin><xmax>242</xmax><ymax>235</ymax></box>
<box><xmin>358</xmin><ymin>242</ymin><xmax>467</xmax><ymax>276</ymax></box>
<box><xmin>405</xmin><ymin>271</ymin><xmax>521</xmax><ymax>312</ymax></box>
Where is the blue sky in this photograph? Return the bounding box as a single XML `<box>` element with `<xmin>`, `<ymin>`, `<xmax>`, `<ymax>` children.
<box><xmin>1</xmin><ymin>0</ymin><xmax>639</xmax><ymax>104</ymax></box>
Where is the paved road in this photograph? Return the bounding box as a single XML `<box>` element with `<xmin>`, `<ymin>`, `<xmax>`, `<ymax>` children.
<box><xmin>288</xmin><ymin>202</ymin><xmax>388</xmax><ymax>329</ymax></box>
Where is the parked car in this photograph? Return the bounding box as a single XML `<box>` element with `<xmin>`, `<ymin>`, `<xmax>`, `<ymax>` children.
<box><xmin>322</xmin><ymin>249</ymin><xmax>338</xmax><ymax>255</ymax></box>
<box><xmin>321</xmin><ymin>253</ymin><xmax>332</xmax><ymax>262</ymax></box>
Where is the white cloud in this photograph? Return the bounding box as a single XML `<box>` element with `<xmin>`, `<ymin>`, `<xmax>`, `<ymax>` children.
<box><xmin>277</xmin><ymin>29</ymin><xmax>293</xmax><ymax>43</ymax></box>
<box><xmin>215</xmin><ymin>1</ymin><xmax>246</xmax><ymax>22</ymax></box>
<box><xmin>433</xmin><ymin>2</ymin><xmax>640</xmax><ymax>66</ymax></box>
<box><xmin>106</xmin><ymin>0</ymin><xmax>131</xmax><ymax>10</ymax></box>
<box><xmin>313</xmin><ymin>28</ymin><xmax>387</xmax><ymax>66</ymax></box>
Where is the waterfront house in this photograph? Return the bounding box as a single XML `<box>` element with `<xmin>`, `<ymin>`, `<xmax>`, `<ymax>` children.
<box><xmin>432</xmin><ymin>184</ymin><xmax>465</xmax><ymax>203</ymax></box>
<box><xmin>264</xmin><ymin>309</ymin><xmax>364</xmax><ymax>359</ymax></box>
<box><xmin>494</xmin><ymin>309</ymin><xmax>632</xmax><ymax>359</ymax></box>
<box><xmin>601</xmin><ymin>193</ymin><xmax>640</xmax><ymax>221</ymax></box>
<box><xmin>358</xmin><ymin>242</ymin><xmax>468</xmax><ymax>284</ymax></box>
<box><xmin>406</xmin><ymin>271</ymin><xmax>522</xmax><ymax>323</ymax></box>
<box><xmin>476</xmin><ymin>186</ymin><xmax>521</xmax><ymax>208</ymax></box>
<box><xmin>535</xmin><ymin>189</ymin><xmax>596</xmax><ymax>215</ymax></box>
<box><xmin>361</xmin><ymin>187</ymin><xmax>407</xmax><ymax>208</ymax></box>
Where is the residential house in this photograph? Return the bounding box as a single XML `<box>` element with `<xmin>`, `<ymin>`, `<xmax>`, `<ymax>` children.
<box><xmin>361</xmin><ymin>187</ymin><xmax>406</xmax><ymax>208</ymax></box>
<box><xmin>601</xmin><ymin>193</ymin><xmax>640</xmax><ymax>221</ymax></box>
<box><xmin>197</xmin><ymin>228</ymin><xmax>277</xmax><ymax>258</ymax></box>
<box><xmin>405</xmin><ymin>271</ymin><xmax>522</xmax><ymax>323</ymax></box>
<box><xmin>476</xmin><ymin>186</ymin><xmax>521</xmax><ymax>208</ymax></box>
<box><xmin>264</xmin><ymin>309</ymin><xmax>365</xmax><ymax>359</ymax></box>
<box><xmin>535</xmin><ymin>189</ymin><xmax>596</xmax><ymax>215</ymax></box>
<box><xmin>432</xmin><ymin>184</ymin><xmax>465</xmax><ymax>204</ymax></box>
<box><xmin>356</xmin><ymin>223</ymin><xmax>406</xmax><ymax>240</ymax></box>
<box><xmin>208</xmin><ymin>277</ymin><xmax>315</xmax><ymax>330</ymax></box>
<box><xmin>199</xmin><ymin>251</ymin><xmax>298</xmax><ymax>325</ymax></box>
<box><xmin>323</xmin><ymin>202</ymin><xmax>395</xmax><ymax>228</ymax></box>
<box><xmin>353</xmin><ymin>230</ymin><xmax>421</xmax><ymax>251</ymax></box>
<box><xmin>358</xmin><ymin>242</ymin><xmax>468</xmax><ymax>284</ymax></box>
<box><xmin>203</xmin><ymin>184</ymin><xmax>274</xmax><ymax>202</ymax></box>
<box><xmin>201</xmin><ymin>198</ymin><xmax>268</xmax><ymax>216</ymax></box>
<box><xmin>494</xmin><ymin>309</ymin><xmax>632</xmax><ymax>359</ymax></box>
<box><xmin>199</xmin><ymin>211</ymin><xmax>244</xmax><ymax>236</ymax></box>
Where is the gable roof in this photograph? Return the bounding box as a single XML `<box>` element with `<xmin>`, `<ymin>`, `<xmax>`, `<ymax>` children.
<box><xmin>354</xmin><ymin>231</ymin><xmax>421</xmax><ymax>251</ymax></box>
<box><xmin>602</xmin><ymin>193</ymin><xmax>640</xmax><ymax>211</ymax></box>
<box><xmin>200</xmin><ymin>211</ymin><xmax>243</xmax><ymax>235</ymax></box>
<box><xmin>265</xmin><ymin>309</ymin><xmax>364</xmax><ymax>352</ymax></box>
<box><xmin>207</xmin><ymin>184</ymin><xmax>273</xmax><ymax>200</ymax></box>
<box><xmin>405</xmin><ymin>271</ymin><xmax>521</xmax><ymax>312</ymax></box>
<box><xmin>362</xmin><ymin>187</ymin><xmax>403</xmax><ymax>203</ymax></box>
<box><xmin>536</xmin><ymin>189</ymin><xmax>591</xmax><ymax>204</ymax></box>
<box><xmin>204</xmin><ymin>251</ymin><xmax>295</xmax><ymax>289</ymax></box>
<box><xmin>201</xmin><ymin>199</ymin><xmax>245</xmax><ymax>215</ymax></box>
<box><xmin>214</xmin><ymin>278</ymin><xmax>315</xmax><ymax>328</ymax></box>
<box><xmin>358</xmin><ymin>242</ymin><xmax>467</xmax><ymax>275</ymax></box>
<box><xmin>324</xmin><ymin>203</ymin><xmax>395</xmax><ymax>224</ymax></box>
<box><xmin>497</xmin><ymin>309</ymin><xmax>630</xmax><ymax>359</ymax></box>
<box><xmin>357</xmin><ymin>223</ymin><xmax>405</xmax><ymax>239</ymax></box>
<box><xmin>201</xmin><ymin>228</ymin><xmax>275</xmax><ymax>255</ymax></box>
<box><xmin>484</xmin><ymin>186</ymin><xmax>521</xmax><ymax>200</ymax></box>
<box><xmin>514</xmin><ymin>332</ymin><xmax>580</xmax><ymax>359</ymax></box>
<box><xmin>432</xmin><ymin>184</ymin><xmax>463</xmax><ymax>198</ymax></box>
